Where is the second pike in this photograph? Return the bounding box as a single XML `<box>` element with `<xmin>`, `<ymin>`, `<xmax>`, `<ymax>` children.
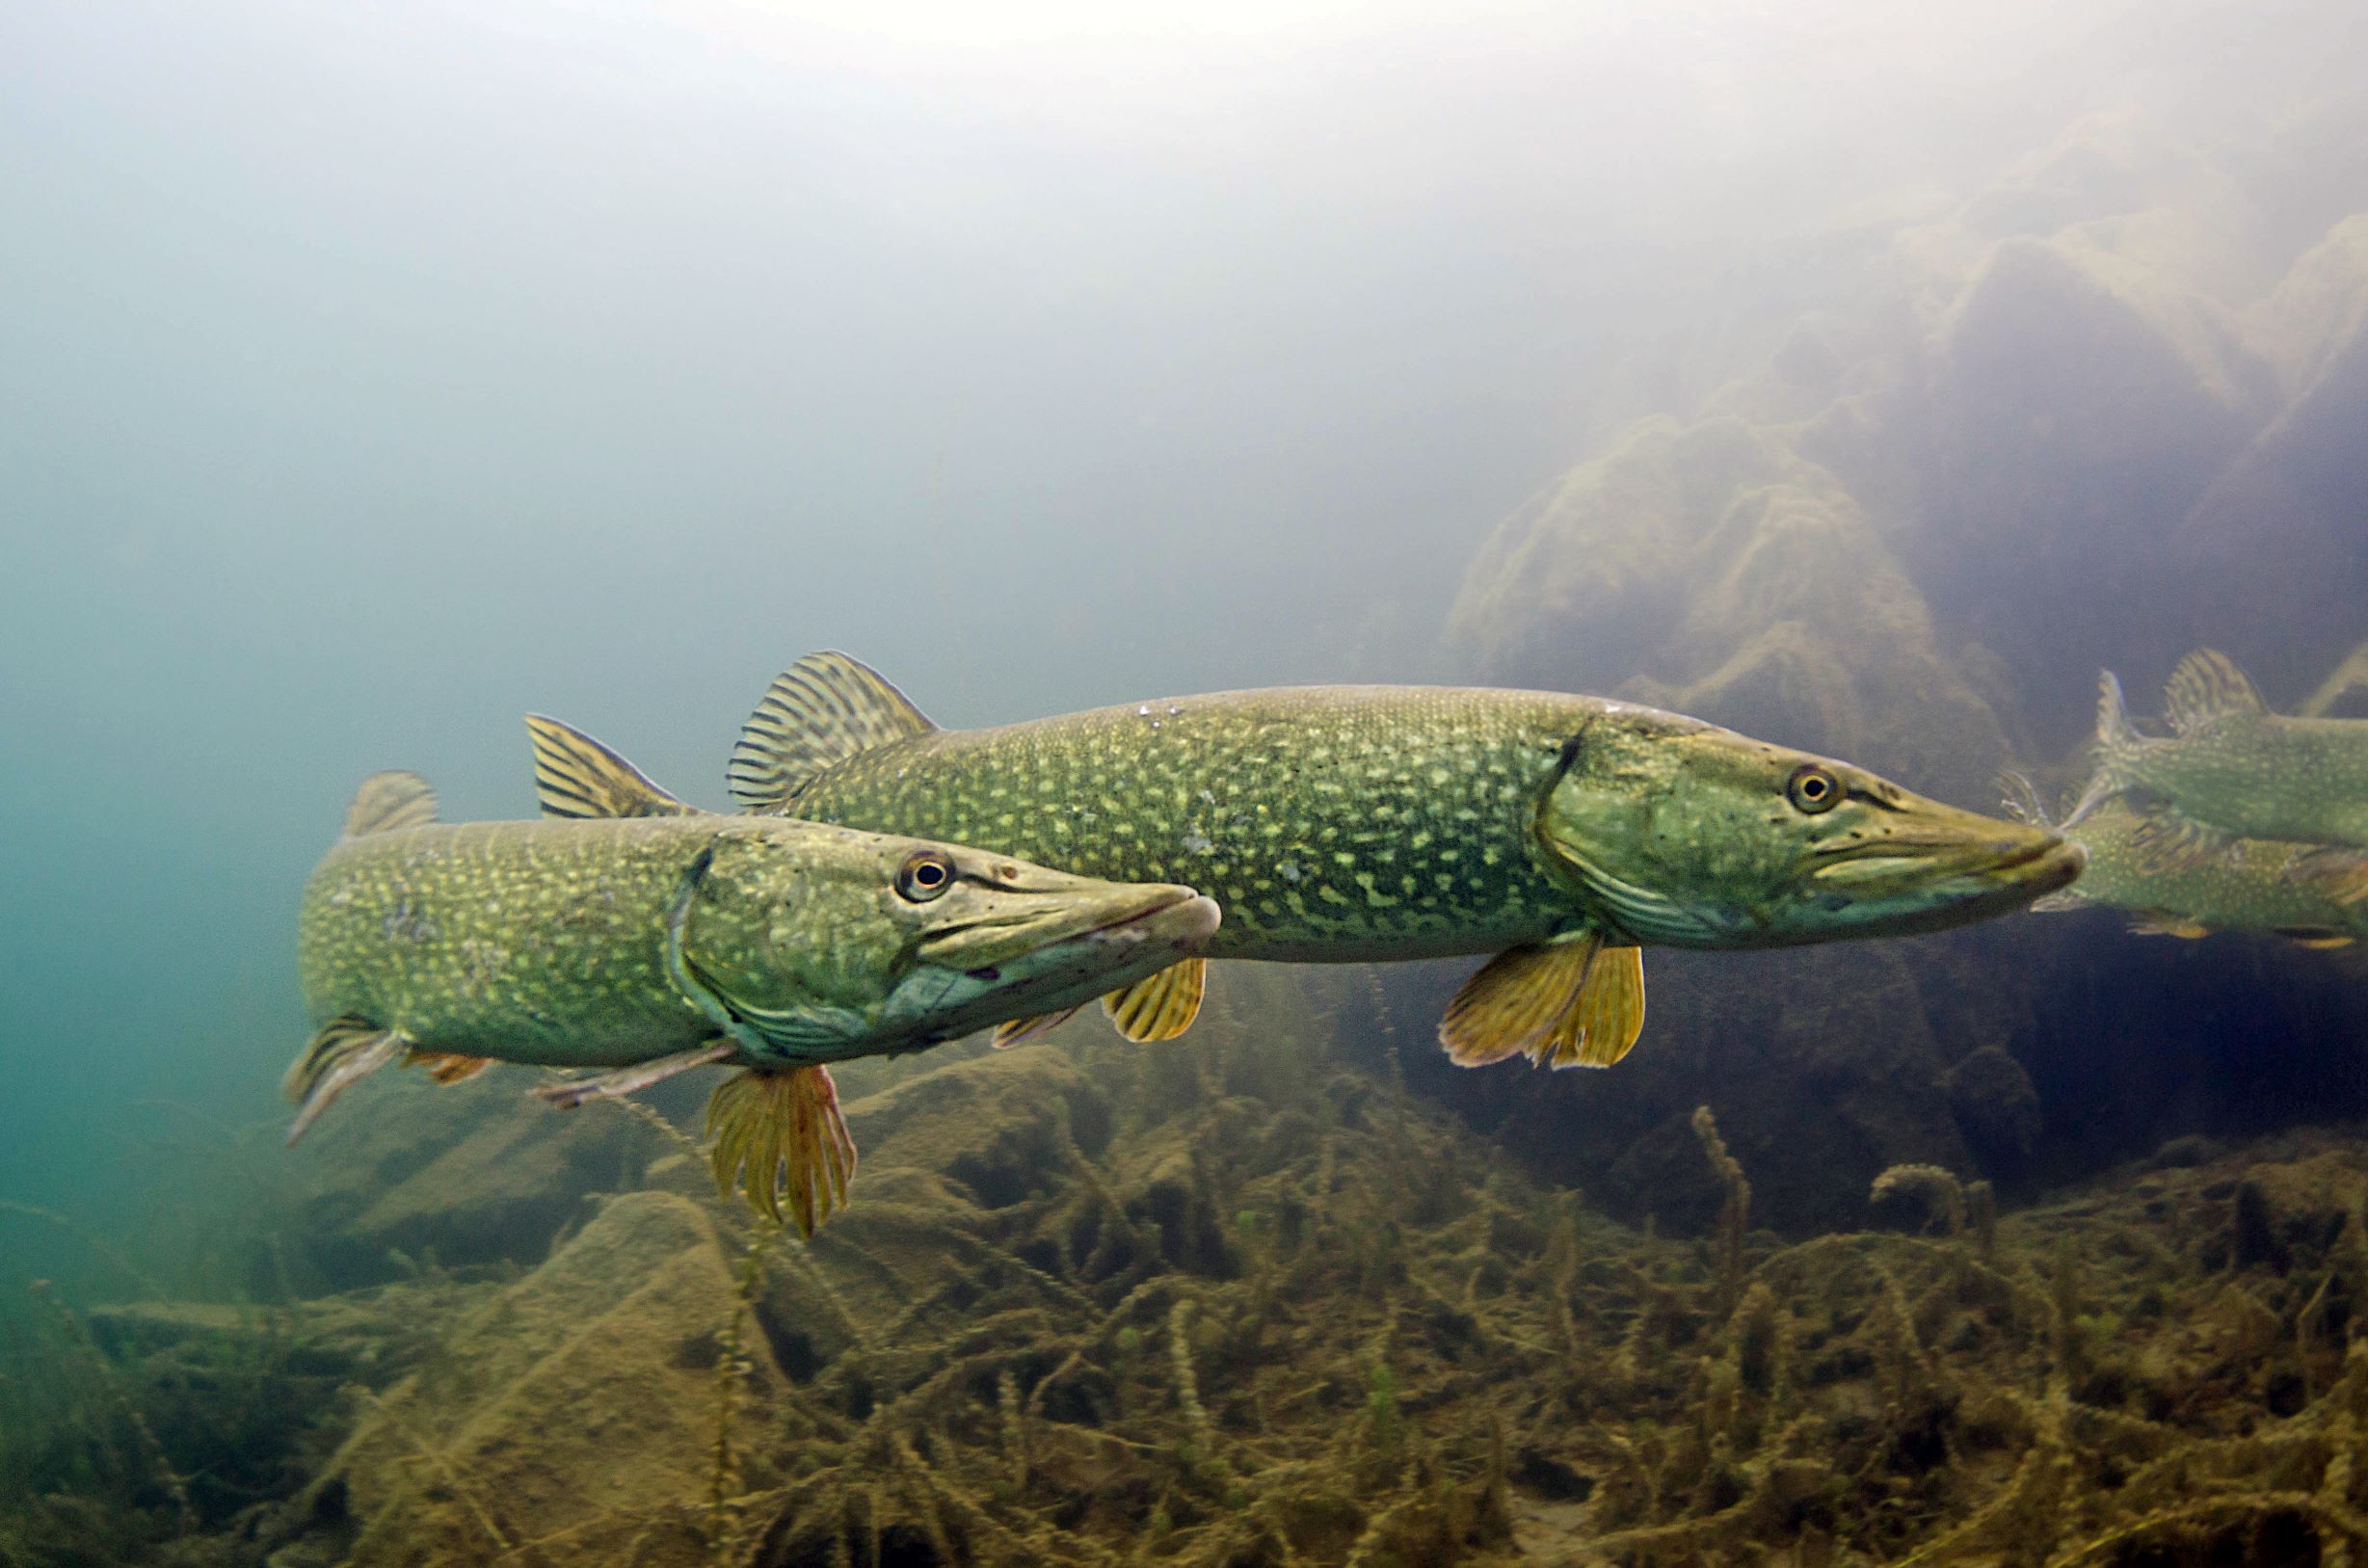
<box><xmin>2009</xmin><ymin>786</ymin><xmax>2363</xmax><ymax>948</ymax></box>
<box><xmin>289</xmin><ymin>723</ymin><xmax>1216</xmax><ymax>1234</ymax></box>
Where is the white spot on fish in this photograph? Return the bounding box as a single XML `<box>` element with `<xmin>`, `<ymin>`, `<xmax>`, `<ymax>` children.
<box><xmin>1138</xmin><ymin>705</ymin><xmax>1152</xmax><ymax>717</ymax></box>
<box><xmin>1277</xmin><ymin>860</ymin><xmax>1301</xmax><ymax>883</ymax></box>
<box><xmin>1182</xmin><ymin>829</ymin><xmax>1213</xmax><ymax>854</ymax></box>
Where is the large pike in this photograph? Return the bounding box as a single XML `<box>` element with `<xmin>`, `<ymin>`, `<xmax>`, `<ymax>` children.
<box><xmin>667</xmin><ymin>652</ymin><xmax>2084</xmax><ymax>1070</ymax></box>
<box><xmin>290</xmin><ymin>722</ymin><xmax>1217</xmax><ymax>1233</ymax></box>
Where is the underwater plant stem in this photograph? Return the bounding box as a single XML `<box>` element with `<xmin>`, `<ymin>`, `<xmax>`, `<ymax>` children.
<box><xmin>1169</xmin><ymin>1298</ymin><xmax>1211</xmax><ymax>1442</ymax></box>
<box><xmin>29</xmin><ymin>1280</ymin><xmax>194</xmax><ymax>1534</ymax></box>
<box><xmin>709</xmin><ymin>1229</ymin><xmax>780</xmax><ymax>1559</ymax></box>
<box><xmin>352</xmin><ymin>1385</ymin><xmax>515</xmax><ymax>1554</ymax></box>
<box><xmin>1690</xmin><ymin>1106</ymin><xmax>1751</xmax><ymax>1315</ymax></box>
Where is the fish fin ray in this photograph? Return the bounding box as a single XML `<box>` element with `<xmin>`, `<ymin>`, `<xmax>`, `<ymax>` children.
<box><xmin>727</xmin><ymin>651</ymin><xmax>938</xmax><ymax>811</ymax></box>
<box><xmin>407</xmin><ymin>1050</ymin><xmax>493</xmax><ymax>1085</ymax></box>
<box><xmin>2295</xmin><ymin>847</ymin><xmax>2368</xmax><ymax>907</ymax></box>
<box><xmin>705</xmin><ymin>1065</ymin><xmax>857</xmax><ymax>1237</ymax></box>
<box><xmin>2164</xmin><ymin>649</ymin><xmax>2267</xmax><ymax>736</ymax></box>
<box><xmin>534</xmin><ymin>1041</ymin><xmax>735</xmax><ymax>1108</ymax></box>
<box><xmin>1996</xmin><ymin>770</ymin><xmax>2053</xmax><ymax>827</ymax></box>
<box><xmin>2028</xmin><ymin>890</ymin><xmax>2093</xmax><ymax>913</ymax></box>
<box><xmin>343</xmin><ymin>772</ymin><xmax>438</xmax><ymax>837</ymax></box>
<box><xmin>2064</xmin><ymin>674</ymin><xmax>2136</xmax><ymax>828</ymax></box>
<box><xmin>525</xmin><ymin>715</ymin><xmax>697</xmax><ymax>819</ymax></box>
<box><xmin>2127</xmin><ymin>915</ymin><xmax>2213</xmax><ymax>940</ymax></box>
<box><xmin>1438</xmin><ymin>937</ymin><xmax>1599</xmax><ymax>1068</ymax></box>
<box><xmin>2120</xmin><ymin>807</ymin><xmax>2232</xmax><ymax>874</ymax></box>
<box><xmin>282</xmin><ymin>1019</ymin><xmax>411</xmax><ymax>1143</ymax></box>
<box><xmin>1558</xmin><ymin>944</ymin><xmax>1646</xmax><ymax>1069</ymax></box>
<box><xmin>993</xmin><ymin>1007</ymin><xmax>1083</xmax><ymax>1049</ymax></box>
<box><xmin>1102</xmin><ymin>959</ymin><xmax>1205</xmax><ymax>1042</ymax></box>
<box><xmin>2275</xmin><ymin>928</ymin><xmax>2357</xmax><ymax>950</ymax></box>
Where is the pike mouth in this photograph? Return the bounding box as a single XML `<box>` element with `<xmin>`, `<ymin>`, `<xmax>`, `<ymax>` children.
<box><xmin>918</xmin><ymin>887</ymin><xmax>1218</xmax><ymax>969</ymax></box>
<box><xmin>1809</xmin><ymin>830</ymin><xmax>2076</xmax><ymax>883</ymax></box>
<box><xmin>1036</xmin><ymin>888</ymin><xmax>1218</xmax><ymax>950</ymax></box>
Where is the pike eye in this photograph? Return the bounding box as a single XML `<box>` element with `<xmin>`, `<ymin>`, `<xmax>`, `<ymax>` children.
<box><xmin>895</xmin><ymin>849</ymin><xmax>955</xmax><ymax>902</ymax></box>
<box><xmin>1787</xmin><ymin>765</ymin><xmax>1841</xmax><ymax>814</ymax></box>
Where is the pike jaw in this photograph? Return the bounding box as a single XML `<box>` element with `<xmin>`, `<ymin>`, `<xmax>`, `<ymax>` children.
<box><xmin>1538</xmin><ymin>711</ymin><xmax>2085</xmax><ymax>950</ymax></box>
<box><xmin>680</xmin><ymin>821</ymin><xmax>1220</xmax><ymax>1061</ymax></box>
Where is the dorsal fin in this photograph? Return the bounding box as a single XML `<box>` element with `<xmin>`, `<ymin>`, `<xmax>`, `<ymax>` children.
<box><xmin>344</xmin><ymin>772</ymin><xmax>438</xmax><ymax>837</ymax></box>
<box><xmin>727</xmin><ymin>651</ymin><xmax>938</xmax><ymax>811</ymax></box>
<box><xmin>2163</xmin><ymin>650</ymin><xmax>2266</xmax><ymax>735</ymax></box>
<box><xmin>526</xmin><ymin>716</ymin><xmax>697</xmax><ymax>819</ymax></box>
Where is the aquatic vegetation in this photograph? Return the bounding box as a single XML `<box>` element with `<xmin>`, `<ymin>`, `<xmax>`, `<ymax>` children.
<box><xmin>13</xmin><ymin>982</ymin><xmax>2368</xmax><ymax>1566</ymax></box>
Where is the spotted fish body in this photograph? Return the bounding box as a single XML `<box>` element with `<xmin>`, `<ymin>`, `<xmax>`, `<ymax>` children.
<box><xmin>285</xmin><ymin>753</ymin><xmax>1218</xmax><ymax>1234</ymax></box>
<box><xmin>720</xmin><ymin>653</ymin><xmax>2081</xmax><ymax>1068</ymax></box>
<box><xmin>2086</xmin><ymin>651</ymin><xmax>2368</xmax><ymax>852</ymax></box>
<box><xmin>746</xmin><ymin>684</ymin><xmax>1600</xmax><ymax>963</ymax></box>
<box><xmin>2008</xmin><ymin>783</ymin><xmax>2362</xmax><ymax>947</ymax></box>
<box><xmin>303</xmin><ymin>815</ymin><xmax>812</xmax><ymax>1070</ymax></box>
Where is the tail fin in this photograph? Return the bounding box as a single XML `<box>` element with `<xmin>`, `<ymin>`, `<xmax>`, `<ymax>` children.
<box><xmin>2062</xmin><ymin>672</ymin><xmax>2137</xmax><ymax>829</ymax></box>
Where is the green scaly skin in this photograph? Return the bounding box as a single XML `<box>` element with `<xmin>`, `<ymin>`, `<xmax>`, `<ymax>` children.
<box><xmin>299</xmin><ymin>814</ymin><xmax>1216</xmax><ymax>1069</ymax></box>
<box><xmin>739</xmin><ymin>678</ymin><xmax>2084</xmax><ymax>959</ymax></box>
<box><xmin>2050</xmin><ymin>800</ymin><xmax>2368</xmax><ymax>942</ymax></box>
<box><xmin>2098</xmin><ymin>713</ymin><xmax>2368</xmax><ymax>850</ymax></box>
<box><xmin>2083</xmin><ymin>654</ymin><xmax>2368</xmax><ymax>853</ymax></box>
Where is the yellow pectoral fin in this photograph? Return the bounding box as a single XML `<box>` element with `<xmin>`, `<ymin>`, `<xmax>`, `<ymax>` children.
<box><xmin>705</xmin><ymin>1065</ymin><xmax>858</xmax><ymax>1238</ymax></box>
<box><xmin>406</xmin><ymin>1050</ymin><xmax>492</xmax><ymax>1085</ymax></box>
<box><xmin>2127</xmin><ymin>915</ymin><xmax>2214</xmax><ymax>940</ymax></box>
<box><xmin>1438</xmin><ymin>937</ymin><xmax>1600</xmax><ymax>1068</ymax></box>
<box><xmin>1557</xmin><ymin>944</ymin><xmax>1647</xmax><ymax>1070</ymax></box>
<box><xmin>993</xmin><ymin>1007</ymin><xmax>1084</xmax><ymax>1049</ymax></box>
<box><xmin>1102</xmin><ymin>958</ymin><xmax>1206</xmax><ymax>1043</ymax></box>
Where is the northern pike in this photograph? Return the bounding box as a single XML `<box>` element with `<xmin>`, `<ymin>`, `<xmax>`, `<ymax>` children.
<box><xmin>2008</xmin><ymin>779</ymin><xmax>2361</xmax><ymax>947</ymax></box>
<box><xmin>630</xmin><ymin>651</ymin><xmax>2086</xmax><ymax>1070</ymax></box>
<box><xmin>2076</xmin><ymin>650</ymin><xmax>2368</xmax><ymax>901</ymax></box>
<box><xmin>290</xmin><ymin>722</ymin><xmax>1217</xmax><ymax>1233</ymax></box>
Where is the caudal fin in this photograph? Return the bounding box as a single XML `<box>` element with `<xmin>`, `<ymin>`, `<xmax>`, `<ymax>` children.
<box><xmin>2062</xmin><ymin>673</ymin><xmax>2138</xmax><ymax>829</ymax></box>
